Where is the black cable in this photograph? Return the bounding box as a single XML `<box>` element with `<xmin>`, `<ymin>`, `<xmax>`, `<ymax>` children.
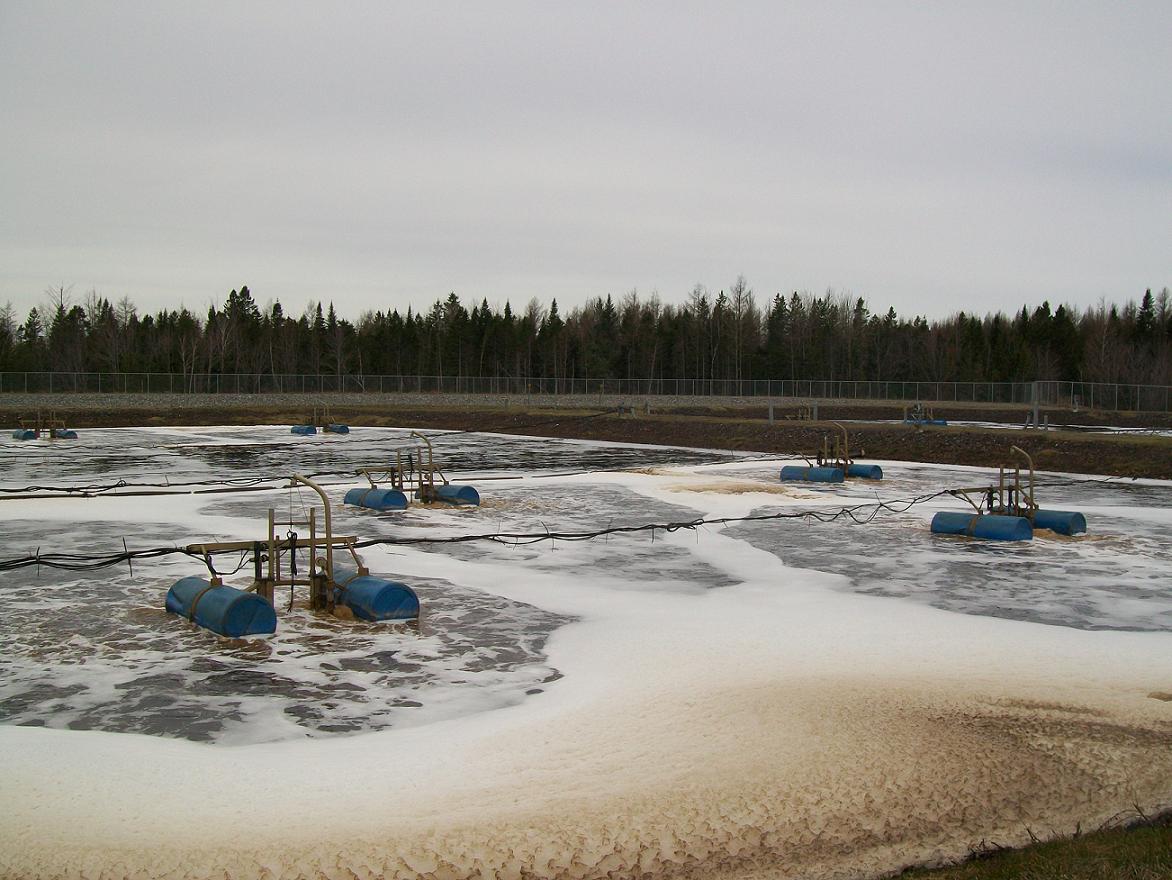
<box><xmin>0</xmin><ymin>487</ymin><xmax>953</xmax><ymax>574</ymax></box>
<box><xmin>0</xmin><ymin>476</ymin><xmax>359</xmax><ymax>500</ymax></box>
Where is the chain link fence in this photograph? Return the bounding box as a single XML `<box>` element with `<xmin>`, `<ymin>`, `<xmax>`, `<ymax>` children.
<box><xmin>1</xmin><ymin>372</ymin><xmax>1169</xmax><ymax>411</ymax></box>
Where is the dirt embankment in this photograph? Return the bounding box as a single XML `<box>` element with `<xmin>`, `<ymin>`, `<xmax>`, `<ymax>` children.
<box><xmin>379</xmin><ymin>408</ymin><xmax>1172</xmax><ymax>479</ymax></box>
<box><xmin>4</xmin><ymin>398</ymin><xmax>1170</xmax><ymax>480</ymax></box>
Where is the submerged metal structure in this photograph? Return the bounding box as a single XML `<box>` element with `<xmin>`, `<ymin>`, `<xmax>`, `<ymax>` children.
<box><xmin>167</xmin><ymin>474</ymin><xmax>418</xmax><ymax>636</ymax></box>
<box><xmin>291</xmin><ymin>404</ymin><xmax>350</xmax><ymax>435</ymax></box>
<box><xmin>346</xmin><ymin>431</ymin><xmax>480</xmax><ymax>511</ymax></box>
<box><xmin>11</xmin><ymin>411</ymin><xmax>77</xmax><ymax>440</ymax></box>
<box><xmin>781</xmin><ymin>422</ymin><xmax>881</xmax><ymax>483</ymax></box>
<box><xmin>903</xmin><ymin>402</ymin><xmax>947</xmax><ymax>426</ymax></box>
<box><xmin>933</xmin><ymin>446</ymin><xmax>1087</xmax><ymax>540</ymax></box>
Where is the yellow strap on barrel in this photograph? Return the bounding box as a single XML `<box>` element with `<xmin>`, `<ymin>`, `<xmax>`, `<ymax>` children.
<box><xmin>187</xmin><ymin>583</ymin><xmax>219</xmax><ymax>622</ymax></box>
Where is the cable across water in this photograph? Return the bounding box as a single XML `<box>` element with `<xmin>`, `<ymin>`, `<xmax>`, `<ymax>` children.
<box><xmin>0</xmin><ymin>487</ymin><xmax>953</xmax><ymax>574</ymax></box>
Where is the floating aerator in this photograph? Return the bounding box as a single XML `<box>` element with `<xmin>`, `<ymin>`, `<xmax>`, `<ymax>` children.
<box><xmin>780</xmin><ymin>465</ymin><xmax>844</xmax><ymax>483</ymax></box>
<box><xmin>292</xmin><ymin>404</ymin><xmax>347</xmax><ymax>435</ymax></box>
<box><xmin>353</xmin><ymin>431</ymin><xmax>481</xmax><ymax>509</ymax></box>
<box><xmin>904</xmin><ymin>403</ymin><xmax>946</xmax><ymax>426</ymax></box>
<box><xmin>930</xmin><ymin>512</ymin><xmax>1033</xmax><ymax>541</ymax></box>
<box><xmin>344</xmin><ymin>486</ymin><xmax>409</xmax><ymax>511</ymax></box>
<box><xmin>934</xmin><ymin>446</ymin><xmax>1088</xmax><ymax>541</ymax></box>
<box><xmin>333</xmin><ymin>566</ymin><xmax>419</xmax><ymax>621</ymax></box>
<box><xmin>165</xmin><ymin>576</ymin><xmax>277</xmax><ymax>637</ymax></box>
<box><xmin>11</xmin><ymin>412</ymin><xmax>76</xmax><ymax>440</ymax></box>
<box><xmin>808</xmin><ymin>422</ymin><xmax>883</xmax><ymax>480</ymax></box>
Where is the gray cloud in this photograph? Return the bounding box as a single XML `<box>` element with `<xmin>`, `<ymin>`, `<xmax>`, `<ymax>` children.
<box><xmin>2</xmin><ymin>1</ymin><xmax>1169</xmax><ymax>321</ymax></box>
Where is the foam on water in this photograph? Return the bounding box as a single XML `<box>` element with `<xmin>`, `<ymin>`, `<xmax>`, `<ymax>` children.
<box><xmin>1</xmin><ymin>430</ymin><xmax>1170</xmax><ymax>879</ymax></box>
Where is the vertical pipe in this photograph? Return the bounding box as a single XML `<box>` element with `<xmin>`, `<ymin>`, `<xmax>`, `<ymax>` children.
<box><xmin>267</xmin><ymin>509</ymin><xmax>276</xmax><ymax>583</ymax></box>
<box><xmin>292</xmin><ymin>474</ymin><xmax>333</xmax><ymax>599</ymax></box>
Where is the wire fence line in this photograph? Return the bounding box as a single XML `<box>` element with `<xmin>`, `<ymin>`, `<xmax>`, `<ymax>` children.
<box><xmin>1</xmin><ymin>372</ymin><xmax>1170</xmax><ymax>412</ymax></box>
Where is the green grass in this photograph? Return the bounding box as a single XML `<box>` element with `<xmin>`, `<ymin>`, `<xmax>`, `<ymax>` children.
<box><xmin>899</xmin><ymin>815</ymin><xmax>1172</xmax><ymax>879</ymax></box>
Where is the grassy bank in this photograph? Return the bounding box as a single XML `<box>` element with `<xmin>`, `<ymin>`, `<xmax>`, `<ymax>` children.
<box><xmin>902</xmin><ymin>812</ymin><xmax>1172</xmax><ymax>879</ymax></box>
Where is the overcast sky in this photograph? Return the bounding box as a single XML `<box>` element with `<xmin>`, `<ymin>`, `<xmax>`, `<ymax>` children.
<box><xmin>2</xmin><ymin>1</ymin><xmax>1169</xmax><ymax>323</ymax></box>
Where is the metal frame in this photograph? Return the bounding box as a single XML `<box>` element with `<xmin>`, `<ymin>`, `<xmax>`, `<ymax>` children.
<box><xmin>357</xmin><ymin>431</ymin><xmax>451</xmax><ymax>504</ymax></box>
<box><xmin>948</xmin><ymin>446</ymin><xmax>1039</xmax><ymax>520</ymax></box>
<box><xmin>903</xmin><ymin>401</ymin><xmax>936</xmax><ymax>422</ymax></box>
<box><xmin>15</xmin><ymin>410</ymin><xmax>72</xmax><ymax>439</ymax></box>
<box><xmin>815</xmin><ymin>422</ymin><xmax>853</xmax><ymax>470</ymax></box>
<box><xmin>307</xmin><ymin>403</ymin><xmax>336</xmax><ymax>430</ymax></box>
<box><xmin>185</xmin><ymin>474</ymin><xmax>366</xmax><ymax>614</ymax></box>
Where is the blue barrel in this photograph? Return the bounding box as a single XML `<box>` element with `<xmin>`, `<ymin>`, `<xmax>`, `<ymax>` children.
<box><xmin>12</xmin><ymin>429</ymin><xmax>37</xmax><ymax>440</ymax></box>
<box><xmin>55</xmin><ymin>429</ymin><xmax>77</xmax><ymax>439</ymax></box>
<box><xmin>905</xmin><ymin>418</ymin><xmax>948</xmax><ymax>426</ymax></box>
<box><xmin>326</xmin><ymin>423</ymin><xmax>350</xmax><ymax>434</ymax></box>
<box><xmin>165</xmin><ymin>576</ymin><xmax>277</xmax><ymax>637</ymax></box>
<box><xmin>344</xmin><ymin>487</ymin><xmax>409</xmax><ymax>511</ymax></box>
<box><xmin>433</xmin><ymin>484</ymin><xmax>480</xmax><ymax>505</ymax></box>
<box><xmin>780</xmin><ymin>465</ymin><xmax>844</xmax><ymax>483</ymax></box>
<box><xmin>931</xmin><ymin>512</ymin><xmax>1033</xmax><ymax>541</ymax></box>
<box><xmin>846</xmin><ymin>463</ymin><xmax>883</xmax><ymax>480</ymax></box>
<box><xmin>333</xmin><ymin>567</ymin><xmax>419</xmax><ymax>621</ymax></box>
<box><xmin>290</xmin><ymin>425</ymin><xmax>317</xmax><ymax>435</ymax></box>
<box><xmin>1033</xmin><ymin>509</ymin><xmax>1087</xmax><ymax>535</ymax></box>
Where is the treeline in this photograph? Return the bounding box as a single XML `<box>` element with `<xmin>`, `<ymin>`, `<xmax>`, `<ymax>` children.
<box><xmin>2</xmin><ymin>279</ymin><xmax>1171</xmax><ymax>386</ymax></box>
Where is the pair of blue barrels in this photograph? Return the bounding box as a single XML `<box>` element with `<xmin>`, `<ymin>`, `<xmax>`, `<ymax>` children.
<box><xmin>930</xmin><ymin>509</ymin><xmax>1086</xmax><ymax>540</ymax></box>
<box><xmin>290</xmin><ymin>424</ymin><xmax>350</xmax><ymax>435</ymax></box>
<box><xmin>165</xmin><ymin>567</ymin><xmax>420</xmax><ymax>637</ymax></box>
<box><xmin>780</xmin><ymin>464</ymin><xmax>883</xmax><ymax>483</ymax></box>
<box><xmin>343</xmin><ymin>484</ymin><xmax>480</xmax><ymax>510</ymax></box>
<box><xmin>12</xmin><ymin>429</ymin><xmax>76</xmax><ymax>440</ymax></box>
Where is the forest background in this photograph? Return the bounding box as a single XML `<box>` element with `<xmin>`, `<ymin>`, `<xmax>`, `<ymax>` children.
<box><xmin>2</xmin><ymin>279</ymin><xmax>1170</xmax><ymax>387</ymax></box>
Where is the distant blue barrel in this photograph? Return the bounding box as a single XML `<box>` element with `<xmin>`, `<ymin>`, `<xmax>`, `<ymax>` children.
<box><xmin>55</xmin><ymin>429</ymin><xmax>77</xmax><ymax>439</ymax></box>
<box><xmin>780</xmin><ymin>465</ymin><xmax>844</xmax><ymax>483</ymax></box>
<box><xmin>12</xmin><ymin>429</ymin><xmax>36</xmax><ymax>440</ymax></box>
<box><xmin>433</xmin><ymin>484</ymin><xmax>481</xmax><ymax>505</ymax></box>
<box><xmin>165</xmin><ymin>576</ymin><xmax>277</xmax><ymax>637</ymax></box>
<box><xmin>905</xmin><ymin>418</ymin><xmax>948</xmax><ymax>426</ymax></box>
<box><xmin>1033</xmin><ymin>509</ymin><xmax>1087</xmax><ymax>536</ymax></box>
<box><xmin>326</xmin><ymin>423</ymin><xmax>350</xmax><ymax>434</ymax></box>
<box><xmin>290</xmin><ymin>425</ymin><xmax>317</xmax><ymax>435</ymax></box>
<box><xmin>333</xmin><ymin>567</ymin><xmax>419</xmax><ymax>621</ymax></box>
<box><xmin>846</xmin><ymin>463</ymin><xmax>883</xmax><ymax>480</ymax></box>
<box><xmin>931</xmin><ymin>512</ymin><xmax>1033</xmax><ymax>541</ymax></box>
<box><xmin>344</xmin><ymin>487</ymin><xmax>409</xmax><ymax>511</ymax></box>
